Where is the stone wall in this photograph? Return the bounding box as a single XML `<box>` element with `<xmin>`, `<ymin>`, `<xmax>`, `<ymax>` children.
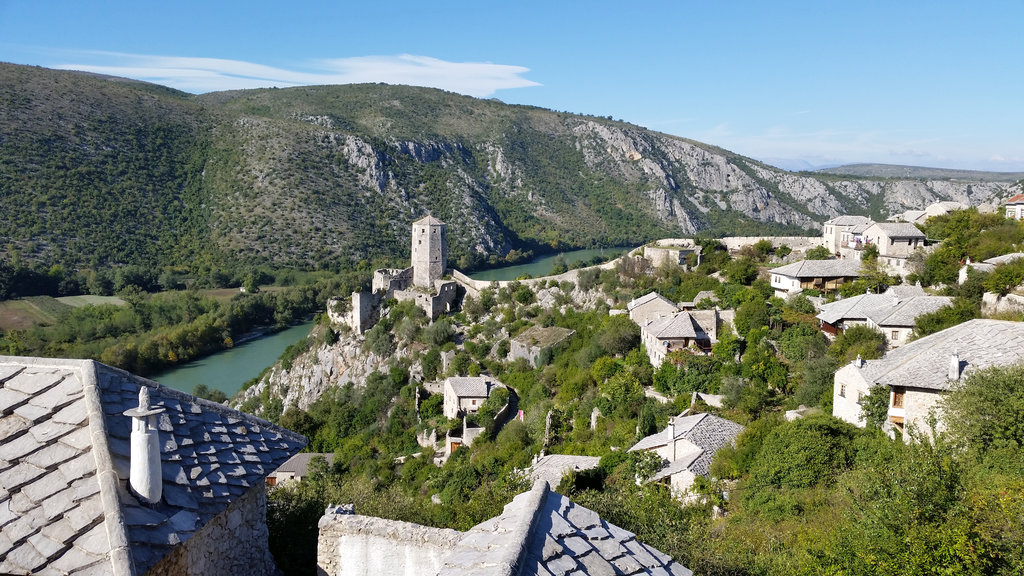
<box><xmin>317</xmin><ymin>513</ymin><xmax>461</xmax><ymax>576</ymax></box>
<box><xmin>147</xmin><ymin>484</ymin><xmax>278</xmax><ymax>576</ymax></box>
<box><xmin>718</xmin><ymin>236</ymin><xmax>825</xmax><ymax>252</ymax></box>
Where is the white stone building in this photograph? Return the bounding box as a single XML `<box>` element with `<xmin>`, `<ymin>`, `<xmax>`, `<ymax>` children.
<box><xmin>627</xmin><ymin>291</ymin><xmax>680</xmax><ymax>326</ymax></box>
<box><xmin>823</xmin><ymin>215</ymin><xmax>874</xmax><ymax>254</ymax></box>
<box><xmin>816</xmin><ymin>286</ymin><xmax>952</xmax><ymax>347</ymax></box>
<box><xmin>628</xmin><ymin>412</ymin><xmax>743</xmax><ymax>500</ymax></box>
<box><xmin>638</xmin><ymin>311</ymin><xmax>718</xmax><ymax>368</ymax></box>
<box><xmin>832</xmin><ymin>319</ymin><xmax>1024</xmax><ymax>438</ymax></box>
<box><xmin>957</xmin><ymin>252</ymin><xmax>1024</xmax><ymax>284</ymax></box>
<box><xmin>267</xmin><ymin>453</ymin><xmax>334</xmax><ymax>486</ymax></box>
<box><xmin>442</xmin><ymin>376</ymin><xmax>503</xmax><ymax>419</ymax></box>
<box><xmin>769</xmin><ymin>259</ymin><xmax>862</xmax><ymax>297</ymax></box>
<box><xmin>0</xmin><ymin>356</ymin><xmax>306</xmax><ymax>576</ymax></box>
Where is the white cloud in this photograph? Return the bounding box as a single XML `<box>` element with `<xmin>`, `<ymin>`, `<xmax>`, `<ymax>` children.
<box><xmin>53</xmin><ymin>52</ymin><xmax>540</xmax><ymax>96</ymax></box>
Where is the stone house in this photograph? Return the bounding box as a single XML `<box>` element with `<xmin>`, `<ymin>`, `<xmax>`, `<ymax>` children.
<box><xmin>831</xmin><ymin>319</ymin><xmax>1024</xmax><ymax>437</ymax></box>
<box><xmin>892</xmin><ymin>201</ymin><xmax>967</xmax><ymax>225</ymax></box>
<box><xmin>267</xmin><ymin>453</ymin><xmax>334</xmax><ymax>486</ymax></box>
<box><xmin>823</xmin><ymin>215</ymin><xmax>874</xmax><ymax>254</ymax></box>
<box><xmin>628</xmin><ymin>413</ymin><xmax>744</xmax><ymax>500</ymax></box>
<box><xmin>1005</xmin><ymin>193</ymin><xmax>1024</xmax><ymax>220</ymax></box>
<box><xmin>627</xmin><ymin>291</ymin><xmax>680</xmax><ymax>326</ymax></box>
<box><xmin>957</xmin><ymin>252</ymin><xmax>1024</xmax><ymax>284</ymax></box>
<box><xmin>508</xmin><ymin>325</ymin><xmax>575</xmax><ymax>368</ymax></box>
<box><xmin>769</xmin><ymin>259</ymin><xmax>862</xmax><ymax>297</ymax></box>
<box><xmin>639</xmin><ymin>311</ymin><xmax>718</xmax><ymax>368</ymax></box>
<box><xmin>0</xmin><ymin>356</ymin><xmax>306</xmax><ymax>576</ymax></box>
<box><xmin>861</xmin><ymin>221</ymin><xmax>926</xmax><ymax>257</ymax></box>
<box><xmin>316</xmin><ymin>480</ymin><xmax>692</xmax><ymax>576</ymax></box>
<box><xmin>442</xmin><ymin>376</ymin><xmax>503</xmax><ymax>419</ymax></box>
<box><xmin>816</xmin><ymin>287</ymin><xmax>952</xmax><ymax>347</ymax></box>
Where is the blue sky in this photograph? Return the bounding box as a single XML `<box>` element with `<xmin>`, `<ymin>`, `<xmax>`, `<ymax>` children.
<box><xmin>2</xmin><ymin>1</ymin><xmax>1022</xmax><ymax>171</ymax></box>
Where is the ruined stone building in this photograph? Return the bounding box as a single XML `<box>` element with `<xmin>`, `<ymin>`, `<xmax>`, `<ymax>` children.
<box><xmin>0</xmin><ymin>356</ymin><xmax>306</xmax><ymax>575</ymax></box>
<box><xmin>348</xmin><ymin>216</ymin><xmax>459</xmax><ymax>333</ymax></box>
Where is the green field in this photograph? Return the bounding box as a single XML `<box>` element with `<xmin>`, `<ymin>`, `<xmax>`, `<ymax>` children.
<box><xmin>56</xmin><ymin>295</ymin><xmax>127</xmax><ymax>307</ymax></box>
<box><xmin>0</xmin><ymin>296</ymin><xmax>73</xmax><ymax>330</ymax></box>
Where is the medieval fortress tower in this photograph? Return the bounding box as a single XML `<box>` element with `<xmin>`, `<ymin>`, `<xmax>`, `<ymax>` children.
<box><xmin>343</xmin><ymin>215</ymin><xmax>458</xmax><ymax>333</ymax></box>
<box><xmin>412</xmin><ymin>215</ymin><xmax>447</xmax><ymax>288</ymax></box>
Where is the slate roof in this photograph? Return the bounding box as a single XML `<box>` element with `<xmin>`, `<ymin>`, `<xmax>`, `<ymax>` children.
<box><xmin>435</xmin><ymin>480</ymin><xmax>692</xmax><ymax>576</ymax></box>
<box><xmin>270</xmin><ymin>453</ymin><xmax>334</xmax><ymax>477</ymax></box>
<box><xmin>771</xmin><ymin>259</ymin><xmax>862</xmax><ymax>279</ymax></box>
<box><xmin>854</xmin><ymin>319</ymin><xmax>1024</xmax><ymax>391</ymax></box>
<box><xmin>0</xmin><ymin>356</ymin><xmax>306</xmax><ymax>576</ymax></box>
<box><xmin>626</xmin><ymin>292</ymin><xmax>676</xmax><ymax>312</ymax></box>
<box><xmin>414</xmin><ymin>215</ymin><xmax>446</xmax><ymax>226</ymax></box>
<box><xmin>628</xmin><ymin>413</ymin><xmax>744</xmax><ymax>478</ymax></box>
<box><xmin>817</xmin><ymin>292</ymin><xmax>952</xmax><ymax>327</ymax></box>
<box><xmin>984</xmin><ymin>252</ymin><xmax>1024</xmax><ymax>266</ymax></box>
<box><xmin>824</xmin><ymin>215</ymin><xmax>874</xmax><ymax>226</ymax></box>
<box><xmin>528</xmin><ymin>455</ymin><xmax>601</xmax><ymax>488</ymax></box>
<box><xmin>445</xmin><ymin>377</ymin><xmax>498</xmax><ymax>398</ymax></box>
<box><xmin>641</xmin><ymin>312</ymin><xmax>703</xmax><ymax>340</ymax></box>
<box><xmin>867</xmin><ymin>222</ymin><xmax>926</xmax><ymax>238</ymax></box>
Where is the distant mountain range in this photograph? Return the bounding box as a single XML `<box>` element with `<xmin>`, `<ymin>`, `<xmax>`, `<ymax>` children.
<box><xmin>1</xmin><ymin>62</ymin><xmax>1021</xmax><ymax>271</ymax></box>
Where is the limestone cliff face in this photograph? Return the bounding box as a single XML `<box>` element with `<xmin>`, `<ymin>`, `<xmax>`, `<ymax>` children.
<box><xmin>233</xmin><ymin>335</ymin><xmax>403</xmax><ymax>415</ymax></box>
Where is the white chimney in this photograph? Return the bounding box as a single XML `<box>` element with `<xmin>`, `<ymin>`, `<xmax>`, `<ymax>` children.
<box><xmin>854</xmin><ymin>354</ymin><xmax>864</xmax><ymax>368</ymax></box>
<box><xmin>948</xmin><ymin>352</ymin><xmax>961</xmax><ymax>381</ymax></box>
<box><xmin>123</xmin><ymin>387</ymin><xmax>166</xmax><ymax>504</ymax></box>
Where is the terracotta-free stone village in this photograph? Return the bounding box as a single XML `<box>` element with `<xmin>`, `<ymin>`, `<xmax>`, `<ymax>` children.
<box><xmin>7</xmin><ymin>199</ymin><xmax>1024</xmax><ymax>575</ymax></box>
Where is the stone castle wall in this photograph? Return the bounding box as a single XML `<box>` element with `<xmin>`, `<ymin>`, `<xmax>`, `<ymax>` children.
<box><xmin>317</xmin><ymin>513</ymin><xmax>461</xmax><ymax>576</ymax></box>
<box><xmin>147</xmin><ymin>485</ymin><xmax>277</xmax><ymax>576</ymax></box>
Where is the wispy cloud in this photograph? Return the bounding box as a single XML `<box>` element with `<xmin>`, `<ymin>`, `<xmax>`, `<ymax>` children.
<box><xmin>52</xmin><ymin>51</ymin><xmax>541</xmax><ymax>96</ymax></box>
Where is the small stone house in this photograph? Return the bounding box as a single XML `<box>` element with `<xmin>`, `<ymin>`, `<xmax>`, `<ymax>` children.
<box><xmin>267</xmin><ymin>453</ymin><xmax>334</xmax><ymax>486</ymax></box>
<box><xmin>627</xmin><ymin>292</ymin><xmax>680</xmax><ymax>326</ymax></box>
<box><xmin>628</xmin><ymin>412</ymin><xmax>744</xmax><ymax>500</ymax></box>
<box><xmin>861</xmin><ymin>222</ymin><xmax>926</xmax><ymax>259</ymax></box>
<box><xmin>769</xmin><ymin>259</ymin><xmax>862</xmax><ymax>297</ymax></box>
<box><xmin>442</xmin><ymin>376</ymin><xmax>503</xmax><ymax>420</ymax></box>
<box><xmin>639</xmin><ymin>311</ymin><xmax>718</xmax><ymax>368</ymax></box>
<box><xmin>316</xmin><ymin>480</ymin><xmax>692</xmax><ymax>576</ymax></box>
<box><xmin>508</xmin><ymin>325</ymin><xmax>575</xmax><ymax>368</ymax></box>
<box><xmin>832</xmin><ymin>319</ymin><xmax>1024</xmax><ymax>437</ymax></box>
<box><xmin>958</xmin><ymin>252</ymin><xmax>1024</xmax><ymax>284</ymax></box>
<box><xmin>0</xmin><ymin>356</ymin><xmax>306</xmax><ymax>575</ymax></box>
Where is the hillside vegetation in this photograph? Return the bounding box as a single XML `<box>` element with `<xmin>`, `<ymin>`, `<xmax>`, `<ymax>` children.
<box><xmin>2</xmin><ymin>63</ymin><xmax>1021</xmax><ymax>279</ymax></box>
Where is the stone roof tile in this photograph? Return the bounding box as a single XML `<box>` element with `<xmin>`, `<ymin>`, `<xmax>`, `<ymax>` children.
<box><xmin>431</xmin><ymin>481</ymin><xmax>691</xmax><ymax>575</ymax></box>
<box><xmin>0</xmin><ymin>356</ymin><xmax>307</xmax><ymax>575</ymax></box>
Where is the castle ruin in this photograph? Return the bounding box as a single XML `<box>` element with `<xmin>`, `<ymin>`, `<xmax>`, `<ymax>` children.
<box><xmin>348</xmin><ymin>216</ymin><xmax>459</xmax><ymax>333</ymax></box>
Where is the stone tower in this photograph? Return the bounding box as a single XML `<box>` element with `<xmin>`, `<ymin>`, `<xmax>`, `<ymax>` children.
<box><xmin>411</xmin><ymin>215</ymin><xmax>447</xmax><ymax>288</ymax></box>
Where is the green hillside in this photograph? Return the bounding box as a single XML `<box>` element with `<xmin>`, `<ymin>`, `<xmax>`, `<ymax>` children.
<box><xmin>2</xmin><ymin>63</ymin><xmax>1017</xmax><ymax>279</ymax></box>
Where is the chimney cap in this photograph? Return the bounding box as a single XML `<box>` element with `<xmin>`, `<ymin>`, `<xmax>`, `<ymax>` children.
<box><xmin>124</xmin><ymin>387</ymin><xmax>165</xmax><ymax>418</ymax></box>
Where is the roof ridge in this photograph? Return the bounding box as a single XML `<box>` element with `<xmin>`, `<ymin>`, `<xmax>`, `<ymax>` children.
<box><xmin>80</xmin><ymin>360</ymin><xmax>137</xmax><ymax>576</ymax></box>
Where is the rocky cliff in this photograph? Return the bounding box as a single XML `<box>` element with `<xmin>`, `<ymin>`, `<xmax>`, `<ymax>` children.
<box><xmin>2</xmin><ymin>63</ymin><xmax>1020</xmax><ymax>272</ymax></box>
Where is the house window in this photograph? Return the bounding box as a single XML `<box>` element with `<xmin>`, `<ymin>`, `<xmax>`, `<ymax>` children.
<box><xmin>839</xmin><ymin>383</ymin><xmax>846</xmax><ymax>398</ymax></box>
<box><xmin>857</xmin><ymin>391</ymin><xmax>864</xmax><ymax>404</ymax></box>
<box><xmin>471</xmin><ymin>399</ymin><xmax>477</xmax><ymax>406</ymax></box>
<box><xmin>891</xmin><ymin>330</ymin><xmax>899</xmax><ymax>340</ymax></box>
<box><xmin>892</xmin><ymin>387</ymin><xmax>905</xmax><ymax>408</ymax></box>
